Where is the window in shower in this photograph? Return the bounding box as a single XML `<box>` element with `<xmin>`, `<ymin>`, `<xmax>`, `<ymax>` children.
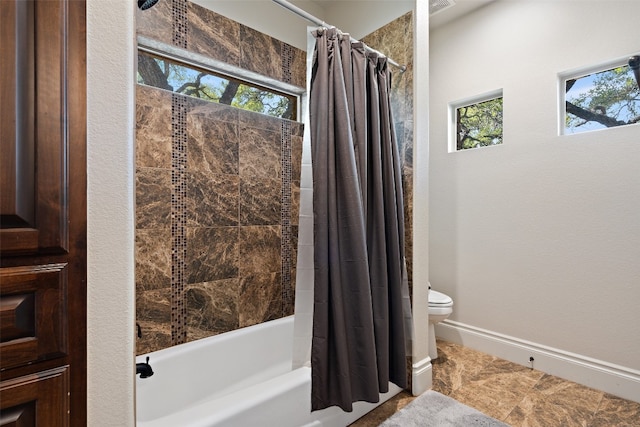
<box><xmin>450</xmin><ymin>90</ymin><xmax>503</xmax><ymax>151</ymax></box>
<box><xmin>137</xmin><ymin>50</ymin><xmax>297</xmax><ymax>120</ymax></box>
<box><xmin>562</xmin><ymin>57</ymin><xmax>640</xmax><ymax>135</ymax></box>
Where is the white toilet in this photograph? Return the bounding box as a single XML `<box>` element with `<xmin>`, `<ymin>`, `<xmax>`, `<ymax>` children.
<box><xmin>428</xmin><ymin>287</ymin><xmax>453</xmax><ymax>360</ymax></box>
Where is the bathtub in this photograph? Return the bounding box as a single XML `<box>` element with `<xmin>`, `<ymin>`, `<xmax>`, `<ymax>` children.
<box><xmin>136</xmin><ymin>315</ymin><xmax>402</xmax><ymax>426</ymax></box>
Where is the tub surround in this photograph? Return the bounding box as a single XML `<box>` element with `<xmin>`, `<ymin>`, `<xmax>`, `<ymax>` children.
<box><xmin>89</xmin><ymin>1</ymin><xmax>419</xmax><ymax>425</ymax></box>
<box><xmin>136</xmin><ymin>88</ymin><xmax>304</xmax><ymax>352</ymax></box>
<box><xmin>135</xmin><ymin>0</ymin><xmax>421</xmax><ymax>403</ymax></box>
<box><xmin>136</xmin><ymin>0</ymin><xmax>305</xmax><ymax>354</ymax></box>
<box><xmin>135</xmin><ymin>0</ymin><xmax>416</xmax><ymax>367</ymax></box>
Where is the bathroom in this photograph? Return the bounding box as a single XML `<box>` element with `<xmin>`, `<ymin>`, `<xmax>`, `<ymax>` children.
<box><xmin>87</xmin><ymin>0</ymin><xmax>639</xmax><ymax>425</ymax></box>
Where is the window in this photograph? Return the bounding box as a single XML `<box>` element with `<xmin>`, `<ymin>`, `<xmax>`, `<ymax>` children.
<box><xmin>451</xmin><ymin>92</ymin><xmax>503</xmax><ymax>151</ymax></box>
<box><xmin>137</xmin><ymin>50</ymin><xmax>297</xmax><ymax>120</ymax></box>
<box><xmin>562</xmin><ymin>57</ymin><xmax>640</xmax><ymax>135</ymax></box>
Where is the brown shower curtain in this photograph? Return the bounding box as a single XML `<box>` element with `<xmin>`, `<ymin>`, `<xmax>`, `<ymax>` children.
<box><xmin>309</xmin><ymin>27</ymin><xmax>410</xmax><ymax>412</ymax></box>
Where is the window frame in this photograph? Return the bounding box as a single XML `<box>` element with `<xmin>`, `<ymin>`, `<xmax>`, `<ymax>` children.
<box><xmin>136</xmin><ymin>44</ymin><xmax>303</xmax><ymax>122</ymax></box>
<box><xmin>448</xmin><ymin>89</ymin><xmax>504</xmax><ymax>153</ymax></box>
<box><xmin>559</xmin><ymin>55</ymin><xmax>640</xmax><ymax>136</ymax></box>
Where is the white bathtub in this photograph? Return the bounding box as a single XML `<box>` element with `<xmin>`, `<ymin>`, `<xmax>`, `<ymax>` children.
<box><xmin>136</xmin><ymin>315</ymin><xmax>402</xmax><ymax>427</ymax></box>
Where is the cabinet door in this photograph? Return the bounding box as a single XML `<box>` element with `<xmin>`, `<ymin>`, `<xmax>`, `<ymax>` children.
<box><xmin>0</xmin><ymin>0</ymin><xmax>86</xmax><ymax>425</ymax></box>
<box><xmin>0</xmin><ymin>264</ymin><xmax>67</xmax><ymax>369</ymax></box>
<box><xmin>1</xmin><ymin>0</ymin><xmax>72</xmax><ymax>255</ymax></box>
<box><xmin>0</xmin><ymin>367</ymin><xmax>70</xmax><ymax>427</ymax></box>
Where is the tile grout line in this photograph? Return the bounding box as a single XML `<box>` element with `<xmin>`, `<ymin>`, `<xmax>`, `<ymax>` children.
<box><xmin>500</xmin><ymin>369</ymin><xmax>543</xmax><ymax>423</ymax></box>
<box><xmin>587</xmin><ymin>392</ymin><xmax>606</xmax><ymax>427</ymax></box>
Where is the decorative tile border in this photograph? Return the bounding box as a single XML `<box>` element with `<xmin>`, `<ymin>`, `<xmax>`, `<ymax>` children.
<box><xmin>172</xmin><ymin>0</ymin><xmax>188</xmax><ymax>49</ymax></box>
<box><xmin>281</xmin><ymin>120</ymin><xmax>293</xmax><ymax>315</ymax></box>
<box><xmin>281</xmin><ymin>43</ymin><xmax>293</xmax><ymax>84</ymax></box>
<box><xmin>171</xmin><ymin>94</ymin><xmax>188</xmax><ymax>345</ymax></box>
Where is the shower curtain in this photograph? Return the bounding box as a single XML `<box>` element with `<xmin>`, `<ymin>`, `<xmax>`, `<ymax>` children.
<box><xmin>309</xmin><ymin>27</ymin><xmax>411</xmax><ymax>412</ymax></box>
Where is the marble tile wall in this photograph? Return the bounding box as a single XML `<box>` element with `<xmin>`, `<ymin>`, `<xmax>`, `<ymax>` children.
<box><xmin>136</xmin><ymin>87</ymin><xmax>174</xmax><ymax>352</ymax></box>
<box><xmin>135</xmin><ymin>0</ymin><xmax>305</xmax><ymax>354</ymax></box>
<box><xmin>137</xmin><ymin>0</ymin><xmax>306</xmax><ymax>88</ymax></box>
<box><xmin>136</xmin><ymin>86</ymin><xmax>304</xmax><ymax>354</ymax></box>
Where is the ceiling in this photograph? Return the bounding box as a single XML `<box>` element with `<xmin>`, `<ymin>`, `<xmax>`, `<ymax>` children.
<box><xmin>309</xmin><ymin>0</ymin><xmax>495</xmax><ymax>30</ymax></box>
<box><xmin>429</xmin><ymin>0</ymin><xmax>495</xmax><ymax>29</ymax></box>
<box><xmin>191</xmin><ymin>0</ymin><xmax>495</xmax><ymax>50</ymax></box>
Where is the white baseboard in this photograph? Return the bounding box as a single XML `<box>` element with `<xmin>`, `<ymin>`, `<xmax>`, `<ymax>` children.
<box><xmin>436</xmin><ymin>320</ymin><xmax>640</xmax><ymax>404</ymax></box>
<box><xmin>412</xmin><ymin>356</ymin><xmax>433</xmax><ymax>396</ymax></box>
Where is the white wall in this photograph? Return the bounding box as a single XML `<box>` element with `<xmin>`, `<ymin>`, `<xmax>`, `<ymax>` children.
<box><xmin>323</xmin><ymin>0</ymin><xmax>413</xmax><ymax>41</ymax></box>
<box><xmin>87</xmin><ymin>0</ymin><xmax>137</xmax><ymax>425</ymax></box>
<box><xmin>412</xmin><ymin>0</ymin><xmax>432</xmax><ymax>394</ymax></box>
<box><xmin>430</xmin><ymin>0</ymin><xmax>640</xmax><ymax>379</ymax></box>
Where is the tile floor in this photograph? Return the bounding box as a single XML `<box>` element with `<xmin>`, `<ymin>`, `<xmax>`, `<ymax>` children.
<box><xmin>350</xmin><ymin>339</ymin><xmax>640</xmax><ymax>426</ymax></box>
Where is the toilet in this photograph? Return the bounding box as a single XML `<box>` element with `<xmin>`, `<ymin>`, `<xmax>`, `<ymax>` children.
<box><xmin>428</xmin><ymin>287</ymin><xmax>453</xmax><ymax>360</ymax></box>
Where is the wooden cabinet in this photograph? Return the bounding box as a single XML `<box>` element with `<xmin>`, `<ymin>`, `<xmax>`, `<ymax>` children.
<box><xmin>0</xmin><ymin>367</ymin><xmax>70</xmax><ymax>427</ymax></box>
<box><xmin>1</xmin><ymin>0</ymin><xmax>86</xmax><ymax>425</ymax></box>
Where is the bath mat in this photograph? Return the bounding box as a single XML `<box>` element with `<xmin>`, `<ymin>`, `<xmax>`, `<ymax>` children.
<box><xmin>378</xmin><ymin>390</ymin><xmax>510</xmax><ymax>427</ymax></box>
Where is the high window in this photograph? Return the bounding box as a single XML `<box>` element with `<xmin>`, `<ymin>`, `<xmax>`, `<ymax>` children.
<box><xmin>137</xmin><ymin>50</ymin><xmax>298</xmax><ymax>120</ymax></box>
<box><xmin>451</xmin><ymin>91</ymin><xmax>503</xmax><ymax>151</ymax></box>
<box><xmin>562</xmin><ymin>57</ymin><xmax>640</xmax><ymax>135</ymax></box>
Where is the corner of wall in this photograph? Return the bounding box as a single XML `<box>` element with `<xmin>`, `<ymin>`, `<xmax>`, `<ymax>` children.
<box><xmin>411</xmin><ymin>0</ymin><xmax>432</xmax><ymax>386</ymax></box>
<box><xmin>87</xmin><ymin>0</ymin><xmax>137</xmax><ymax>425</ymax></box>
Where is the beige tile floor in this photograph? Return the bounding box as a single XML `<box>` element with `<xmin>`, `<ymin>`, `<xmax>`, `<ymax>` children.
<box><xmin>350</xmin><ymin>339</ymin><xmax>640</xmax><ymax>426</ymax></box>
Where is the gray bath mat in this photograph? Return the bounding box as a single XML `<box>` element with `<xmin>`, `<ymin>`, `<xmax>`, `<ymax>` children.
<box><xmin>379</xmin><ymin>390</ymin><xmax>510</xmax><ymax>427</ymax></box>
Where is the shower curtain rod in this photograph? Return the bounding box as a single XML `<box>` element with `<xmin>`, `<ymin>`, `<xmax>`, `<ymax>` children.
<box><xmin>271</xmin><ymin>0</ymin><xmax>407</xmax><ymax>72</ymax></box>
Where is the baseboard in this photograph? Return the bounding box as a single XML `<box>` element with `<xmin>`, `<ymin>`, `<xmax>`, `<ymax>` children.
<box><xmin>412</xmin><ymin>356</ymin><xmax>433</xmax><ymax>396</ymax></box>
<box><xmin>436</xmin><ymin>320</ymin><xmax>640</xmax><ymax>404</ymax></box>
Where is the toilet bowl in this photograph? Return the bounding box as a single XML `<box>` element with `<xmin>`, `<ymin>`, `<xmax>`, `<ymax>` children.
<box><xmin>428</xmin><ymin>289</ymin><xmax>453</xmax><ymax>360</ymax></box>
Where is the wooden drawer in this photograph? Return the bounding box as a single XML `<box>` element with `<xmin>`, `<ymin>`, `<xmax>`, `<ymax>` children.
<box><xmin>0</xmin><ymin>264</ymin><xmax>67</xmax><ymax>370</ymax></box>
<box><xmin>0</xmin><ymin>366</ymin><xmax>69</xmax><ymax>426</ymax></box>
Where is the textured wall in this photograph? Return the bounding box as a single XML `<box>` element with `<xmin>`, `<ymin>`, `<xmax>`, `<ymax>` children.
<box><xmin>135</xmin><ymin>0</ymin><xmax>305</xmax><ymax>354</ymax></box>
<box><xmin>87</xmin><ymin>1</ymin><xmax>137</xmax><ymax>425</ymax></box>
<box><xmin>430</xmin><ymin>0</ymin><xmax>640</xmax><ymax>371</ymax></box>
